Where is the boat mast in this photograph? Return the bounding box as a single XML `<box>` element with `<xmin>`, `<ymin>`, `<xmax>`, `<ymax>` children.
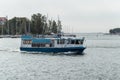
<box><xmin>28</xmin><ymin>20</ymin><xmax>31</xmax><ymax>34</ymax></box>
<box><xmin>1</xmin><ymin>25</ymin><xmax>3</xmax><ymax>35</ymax></box>
<box><xmin>6</xmin><ymin>16</ymin><xmax>9</xmax><ymax>35</ymax></box>
<box><xmin>15</xmin><ymin>17</ymin><xmax>17</xmax><ymax>35</ymax></box>
<box><xmin>24</xmin><ymin>19</ymin><xmax>27</xmax><ymax>34</ymax></box>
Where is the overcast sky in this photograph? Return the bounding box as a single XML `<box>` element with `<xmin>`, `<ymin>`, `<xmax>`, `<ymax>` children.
<box><xmin>0</xmin><ymin>0</ymin><xmax>120</xmax><ymax>33</ymax></box>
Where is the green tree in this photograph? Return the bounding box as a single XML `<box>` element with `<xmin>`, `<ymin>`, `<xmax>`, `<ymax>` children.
<box><xmin>9</xmin><ymin>17</ymin><xmax>16</xmax><ymax>35</ymax></box>
<box><xmin>57</xmin><ymin>19</ymin><xmax>62</xmax><ymax>33</ymax></box>
<box><xmin>31</xmin><ymin>13</ymin><xmax>47</xmax><ymax>34</ymax></box>
<box><xmin>51</xmin><ymin>20</ymin><xmax>57</xmax><ymax>33</ymax></box>
<box><xmin>8</xmin><ymin>17</ymin><xmax>30</xmax><ymax>35</ymax></box>
<box><xmin>1</xmin><ymin>13</ymin><xmax>62</xmax><ymax>35</ymax></box>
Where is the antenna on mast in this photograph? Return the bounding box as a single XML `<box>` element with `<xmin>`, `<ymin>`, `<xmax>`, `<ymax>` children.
<box><xmin>57</xmin><ymin>15</ymin><xmax>62</xmax><ymax>33</ymax></box>
<box><xmin>6</xmin><ymin>16</ymin><xmax>9</xmax><ymax>35</ymax></box>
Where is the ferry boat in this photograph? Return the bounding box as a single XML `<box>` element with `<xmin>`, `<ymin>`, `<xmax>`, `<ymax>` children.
<box><xmin>20</xmin><ymin>34</ymin><xmax>86</xmax><ymax>54</ymax></box>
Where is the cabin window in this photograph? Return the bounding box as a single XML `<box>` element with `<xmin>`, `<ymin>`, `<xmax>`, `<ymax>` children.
<box><xmin>23</xmin><ymin>40</ymin><xmax>32</xmax><ymax>44</ymax></box>
<box><xmin>75</xmin><ymin>40</ymin><xmax>83</xmax><ymax>44</ymax></box>
<box><xmin>71</xmin><ymin>40</ymin><xmax>75</xmax><ymax>44</ymax></box>
<box><xmin>76</xmin><ymin>40</ymin><xmax>80</xmax><ymax>44</ymax></box>
<box><xmin>32</xmin><ymin>43</ymin><xmax>46</xmax><ymax>47</ymax></box>
<box><xmin>67</xmin><ymin>39</ymin><xmax>71</xmax><ymax>44</ymax></box>
<box><xmin>80</xmin><ymin>41</ymin><xmax>83</xmax><ymax>44</ymax></box>
<box><xmin>32</xmin><ymin>43</ymin><xmax>52</xmax><ymax>47</ymax></box>
<box><xmin>57</xmin><ymin>39</ymin><xmax>65</xmax><ymax>44</ymax></box>
<box><xmin>60</xmin><ymin>39</ymin><xmax>65</xmax><ymax>44</ymax></box>
<box><xmin>45</xmin><ymin>44</ymin><xmax>50</xmax><ymax>47</ymax></box>
<box><xmin>57</xmin><ymin>39</ymin><xmax>59</xmax><ymax>44</ymax></box>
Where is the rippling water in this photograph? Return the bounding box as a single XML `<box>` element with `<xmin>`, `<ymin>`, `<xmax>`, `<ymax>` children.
<box><xmin>0</xmin><ymin>33</ymin><xmax>120</xmax><ymax>80</ymax></box>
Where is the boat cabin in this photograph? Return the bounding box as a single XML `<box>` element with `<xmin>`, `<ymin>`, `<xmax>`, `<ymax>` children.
<box><xmin>21</xmin><ymin>35</ymin><xmax>84</xmax><ymax>48</ymax></box>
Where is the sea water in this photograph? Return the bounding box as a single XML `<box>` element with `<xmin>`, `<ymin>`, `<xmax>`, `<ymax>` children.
<box><xmin>0</xmin><ymin>33</ymin><xmax>120</xmax><ymax>80</ymax></box>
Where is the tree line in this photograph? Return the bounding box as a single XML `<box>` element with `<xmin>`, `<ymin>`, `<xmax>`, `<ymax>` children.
<box><xmin>0</xmin><ymin>13</ymin><xmax>62</xmax><ymax>35</ymax></box>
<box><xmin>109</xmin><ymin>28</ymin><xmax>120</xmax><ymax>34</ymax></box>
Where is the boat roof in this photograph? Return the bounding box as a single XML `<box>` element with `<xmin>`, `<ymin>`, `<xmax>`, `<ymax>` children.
<box><xmin>21</xmin><ymin>35</ymin><xmax>83</xmax><ymax>40</ymax></box>
<box><xmin>32</xmin><ymin>38</ymin><xmax>51</xmax><ymax>43</ymax></box>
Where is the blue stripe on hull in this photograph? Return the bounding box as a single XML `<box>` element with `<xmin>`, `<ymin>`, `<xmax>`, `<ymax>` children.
<box><xmin>20</xmin><ymin>47</ymin><xmax>85</xmax><ymax>54</ymax></box>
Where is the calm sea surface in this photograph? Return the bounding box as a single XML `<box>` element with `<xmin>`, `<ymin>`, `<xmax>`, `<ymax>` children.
<box><xmin>0</xmin><ymin>33</ymin><xmax>120</xmax><ymax>80</ymax></box>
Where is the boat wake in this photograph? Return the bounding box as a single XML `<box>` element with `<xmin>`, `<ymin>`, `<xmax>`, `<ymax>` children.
<box><xmin>20</xmin><ymin>51</ymin><xmax>85</xmax><ymax>56</ymax></box>
<box><xmin>0</xmin><ymin>48</ymin><xmax>20</xmax><ymax>53</ymax></box>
